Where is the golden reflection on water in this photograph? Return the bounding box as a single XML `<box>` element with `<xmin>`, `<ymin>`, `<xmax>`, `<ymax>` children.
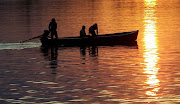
<box><xmin>143</xmin><ymin>0</ymin><xmax>160</xmax><ymax>96</ymax></box>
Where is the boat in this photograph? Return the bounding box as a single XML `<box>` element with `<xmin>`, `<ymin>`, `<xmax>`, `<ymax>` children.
<box><xmin>41</xmin><ymin>30</ymin><xmax>139</xmax><ymax>47</ymax></box>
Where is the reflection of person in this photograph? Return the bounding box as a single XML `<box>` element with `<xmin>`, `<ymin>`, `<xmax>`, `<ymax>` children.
<box><xmin>49</xmin><ymin>18</ymin><xmax>58</xmax><ymax>39</ymax></box>
<box><xmin>41</xmin><ymin>46</ymin><xmax>58</xmax><ymax>69</ymax></box>
<box><xmin>80</xmin><ymin>46</ymin><xmax>98</xmax><ymax>57</ymax></box>
<box><xmin>80</xmin><ymin>25</ymin><xmax>86</xmax><ymax>37</ymax></box>
<box><xmin>80</xmin><ymin>46</ymin><xmax>86</xmax><ymax>56</ymax></box>
<box><xmin>89</xmin><ymin>23</ymin><xmax>98</xmax><ymax>37</ymax></box>
<box><xmin>89</xmin><ymin>46</ymin><xmax>98</xmax><ymax>56</ymax></box>
<box><xmin>50</xmin><ymin>47</ymin><xmax>58</xmax><ymax>69</ymax></box>
<box><xmin>40</xmin><ymin>46</ymin><xmax>58</xmax><ymax>81</ymax></box>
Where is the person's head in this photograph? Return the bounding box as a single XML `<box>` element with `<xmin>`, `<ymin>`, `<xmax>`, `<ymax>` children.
<box><xmin>82</xmin><ymin>25</ymin><xmax>85</xmax><ymax>30</ymax></box>
<box><xmin>93</xmin><ymin>23</ymin><xmax>97</xmax><ymax>28</ymax></box>
<box><xmin>51</xmin><ymin>18</ymin><xmax>56</xmax><ymax>22</ymax></box>
<box><xmin>44</xmin><ymin>30</ymin><xmax>49</xmax><ymax>34</ymax></box>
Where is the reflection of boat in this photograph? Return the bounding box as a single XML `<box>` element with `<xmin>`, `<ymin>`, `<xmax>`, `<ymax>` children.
<box><xmin>41</xmin><ymin>30</ymin><xmax>139</xmax><ymax>47</ymax></box>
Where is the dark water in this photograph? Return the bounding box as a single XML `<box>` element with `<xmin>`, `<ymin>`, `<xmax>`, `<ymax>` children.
<box><xmin>0</xmin><ymin>0</ymin><xmax>180</xmax><ymax>103</ymax></box>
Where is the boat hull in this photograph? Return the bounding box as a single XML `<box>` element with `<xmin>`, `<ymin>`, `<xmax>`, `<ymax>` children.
<box><xmin>41</xmin><ymin>30</ymin><xmax>139</xmax><ymax>47</ymax></box>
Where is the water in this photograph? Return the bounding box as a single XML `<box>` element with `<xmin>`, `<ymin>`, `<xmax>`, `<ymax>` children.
<box><xmin>0</xmin><ymin>0</ymin><xmax>180</xmax><ymax>103</ymax></box>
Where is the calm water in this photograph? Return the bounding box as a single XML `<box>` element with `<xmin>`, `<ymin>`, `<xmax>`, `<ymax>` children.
<box><xmin>0</xmin><ymin>0</ymin><xmax>180</xmax><ymax>103</ymax></box>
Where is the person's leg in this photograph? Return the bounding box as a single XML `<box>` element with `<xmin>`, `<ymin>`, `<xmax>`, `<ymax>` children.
<box><xmin>55</xmin><ymin>31</ymin><xmax>58</xmax><ymax>38</ymax></box>
<box><xmin>51</xmin><ymin>32</ymin><xmax>54</xmax><ymax>39</ymax></box>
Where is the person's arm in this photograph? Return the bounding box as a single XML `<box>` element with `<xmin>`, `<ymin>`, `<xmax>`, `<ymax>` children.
<box><xmin>96</xmin><ymin>27</ymin><xmax>98</xmax><ymax>35</ymax></box>
<box><xmin>55</xmin><ymin>23</ymin><xmax>57</xmax><ymax>30</ymax></box>
<box><xmin>49</xmin><ymin>23</ymin><xmax>51</xmax><ymax>31</ymax></box>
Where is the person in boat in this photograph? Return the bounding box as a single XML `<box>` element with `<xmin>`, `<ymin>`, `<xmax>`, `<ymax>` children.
<box><xmin>89</xmin><ymin>23</ymin><xmax>98</xmax><ymax>37</ymax></box>
<box><xmin>40</xmin><ymin>30</ymin><xmax>50</xmax><ymax>46</ymax></box>
<box><xmin>80</xmin><ymin>25</ymin><xmax>86</xmax><ymax>37</ymax></box>
<box><xmin>49</xmin><ymin>18</ymin><xmax>58</xmax><ymax>39</ymax></box>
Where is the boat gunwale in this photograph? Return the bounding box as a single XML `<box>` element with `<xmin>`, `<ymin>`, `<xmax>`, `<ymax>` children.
<box><xmin>57</xmin><ymin>30</ymin><xmax>138</xmax><ymax>40</ymax></box>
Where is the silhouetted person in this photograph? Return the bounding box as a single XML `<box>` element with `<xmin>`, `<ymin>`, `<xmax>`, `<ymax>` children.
<box><xmin>89</xmin><ymin>23</ymin><xmax>98</xmax><ymax>37</ymax></box>
<box><xmin>49</xmin><ymin>18</ymin><xmax>58</xmax><ymax>39</ymax></box>
<box><xmin>40</xmin><ymin>30</ymin><xmax>50</xmax><ymax>46</ymax></box>
<box><xmin>80</xmin><ymin>25</ymin><xmax>86</xmax><ymax>37</ymax></box>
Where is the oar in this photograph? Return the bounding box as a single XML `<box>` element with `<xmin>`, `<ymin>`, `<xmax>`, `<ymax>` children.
<box><xmin>20</xmin><ymin>35</ymin><xmax>42</xmax><ymax>43</ymax></box>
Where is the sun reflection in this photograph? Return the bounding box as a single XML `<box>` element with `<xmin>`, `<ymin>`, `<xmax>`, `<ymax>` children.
<box><xmin>144</xmin><ymin>0</ymin><xmax>157</xmax><ymax>7</ymax></box>
<box><xmin>143</xmin><ymin>0</ymin><xmax>160</xmax><ymax>96</ymax></box>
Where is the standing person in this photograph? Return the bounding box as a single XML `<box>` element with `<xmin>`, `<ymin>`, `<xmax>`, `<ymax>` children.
<box><xmin>80</xmin><ymin>25</ymin><xmax>86</xmax><ymax>37</ymax></box>
<box><xmin>89</xmin><ymin>23</ymin><xmax>98</xmax><ymax>37</ymax></box>
<box><xmin>49</xmin><ymin>18</ymin><xmax>58</xmax><ymax>39</ymax></box>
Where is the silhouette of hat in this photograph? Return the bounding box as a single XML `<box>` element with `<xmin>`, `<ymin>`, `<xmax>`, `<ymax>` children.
<box><xmin>51</xmin><ymin>18</ymin><xmax>56</xmax><ymax>22</ymax></box>
<box><xmin>44</xmin><ymin>30</ymin><xmax>49</xmax><ymax>33</ymax></box>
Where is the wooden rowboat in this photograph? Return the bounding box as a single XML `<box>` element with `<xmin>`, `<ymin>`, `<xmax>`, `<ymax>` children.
<box><xmin>41</xmin><ymin>30</ymin><xmax>139</xmax><ymax>47</ymax></box>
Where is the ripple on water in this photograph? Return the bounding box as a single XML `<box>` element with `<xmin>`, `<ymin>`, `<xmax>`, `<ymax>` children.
<box><xmin>26</xmin><ymin>80</ymin><xmax>58</xmax><ymax>85</ymax></box>
<box><xmin>0</xmin><ymin>42</ymin><xmax>41</xmax><ymax>50</ymax></box>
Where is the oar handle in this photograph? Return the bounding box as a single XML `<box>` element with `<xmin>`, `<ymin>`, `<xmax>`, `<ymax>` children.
<box><xmin>20</xmin><ymin>35</ymin><xmax>42</xmax><ymax>43</ymax></box>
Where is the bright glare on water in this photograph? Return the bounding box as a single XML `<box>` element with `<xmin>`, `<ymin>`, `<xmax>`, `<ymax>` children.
<box><xmin>0</xmin><ymin>0</ymin><xmax>180</xmax><ymax>103</ymax></box>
